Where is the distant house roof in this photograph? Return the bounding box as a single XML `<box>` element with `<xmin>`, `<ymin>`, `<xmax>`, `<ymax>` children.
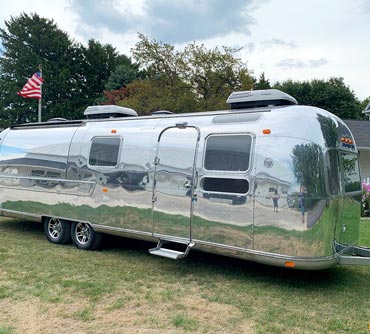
<box><xmin>344</xmin><ymin>120</ymin><xmax>370</xmax><ymax>148</ymax></box>
<box><xmin>363</xmin><ymin>101</ymin><xmax>370</xmax><ymax>115</ymax></box>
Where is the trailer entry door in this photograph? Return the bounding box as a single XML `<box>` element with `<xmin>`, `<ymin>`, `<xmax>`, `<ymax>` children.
<box><xmin>153</xmin><ymin>126</ymin><xmax>200</xmax><ymax>241</ymax></box>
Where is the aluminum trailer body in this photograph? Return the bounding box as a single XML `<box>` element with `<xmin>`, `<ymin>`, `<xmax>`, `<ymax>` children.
<box><xmin>0</xmin><ymin>90</ymin><xmax>367</xmax><ymax>269</ymax></box>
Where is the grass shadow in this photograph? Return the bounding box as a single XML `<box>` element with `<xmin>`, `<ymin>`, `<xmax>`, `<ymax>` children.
<box><xmin>98</xmin><ymin>231</ymin><xmax>365</xmax><ymax>292</ymax></box>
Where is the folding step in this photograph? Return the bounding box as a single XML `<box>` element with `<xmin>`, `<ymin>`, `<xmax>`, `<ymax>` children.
<box><xmin>149</xmin><ymin>240</ymin><xmax>195</xmax><ymax>260</ymax></box>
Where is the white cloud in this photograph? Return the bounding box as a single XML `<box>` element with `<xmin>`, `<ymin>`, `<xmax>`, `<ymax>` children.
<box><xmin>68</xmin><ymin>0</ymin><xmax>262</xmax><ymax>44</ymax></box>
<box><xmin>276</xmin><ymin>58</ymin><xmax>327</xmax><ymax>69</ymax></box>
<box><xmin>0</xmin><ymin>0</ymin><xmax>369</xmax><ymax>100</ymax></box>
<box><xmin>261</xmin><ymin>38</ymin><xmax>297</xmax><ymax>50</ymax></box>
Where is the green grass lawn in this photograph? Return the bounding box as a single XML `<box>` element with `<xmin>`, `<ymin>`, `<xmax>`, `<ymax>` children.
<box><xmin>359</xmin><ymin>218</ymin><xmax>370</xmax><ymax>246</ymax></box>
<box><xmin>1</xmin><ymin>218</ymin><xmax>370</xmax><ymax>333</ymax></box>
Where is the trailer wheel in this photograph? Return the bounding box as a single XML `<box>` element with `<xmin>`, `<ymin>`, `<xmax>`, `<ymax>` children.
<box><xmin>44</xmin><ymin>217</ymin><xmax>71</xmax><ymax>245</ymax></box>
<box><xmin>71</xmin><ymin>222</ymin><xmax>102</xmax><ymax>250</ymax></box>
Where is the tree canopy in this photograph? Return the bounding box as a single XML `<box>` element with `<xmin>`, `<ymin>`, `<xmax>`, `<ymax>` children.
<box><xmin>273</xmin><ymin>78</ymin><xmax>363</xmax><ymax>119</ymax></box>
<box><xmin>0</xmin><ymin>13</ymin><xmax>74</xmax><ymax>126</ymax></box>
<box><xmin>120</xmin><ymin>34</ymin><xmax>254</xmax><ymax>114</ymax></box>
<box><xmin>104</xmin><ymin>58</ymin><xmax>142</xmax><ymax>91</ymax></box>
<box><xmin>0</xmin><ymin>13</ymin><xmax>367</xmax><ymax>126</ymax></box>
<box><xmin>0</xmin><ymin>13</ymin><xmax>139</xmax><ymax>127</ymax></box>
<box><xmin>254</xmin><ymin>72</ymin><xmax>271</xmax><ymax>90</ymax></box>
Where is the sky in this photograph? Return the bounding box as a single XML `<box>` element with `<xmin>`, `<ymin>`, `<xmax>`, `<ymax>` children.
<box><xmin>0</xmin><ymin>0</ymin><xmax>369</xmax><ymax>100</ymax></box>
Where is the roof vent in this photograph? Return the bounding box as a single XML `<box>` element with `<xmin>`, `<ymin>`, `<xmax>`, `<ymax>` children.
<box><xmin>84</xmin><ymin>105</ymin><xmax>138</xmax><ymax>119</ymax></box>
<box><xmin>151</xmin><ymin>110</ymin><xmax>173</xmax><ymax>115</ymax></box>
<box><xmin>47</xmin><ymin>117</ymin><xmax>69</xmax><ymax>122</ymax></box>
<box><xmin>227</xmin><ymin>89</ymin><xmax>298</xmax><ymax>110</ymax></box>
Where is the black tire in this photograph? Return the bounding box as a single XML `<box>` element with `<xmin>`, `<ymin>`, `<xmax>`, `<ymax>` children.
<box><xmin>44</xmin><ymin>217</ymin><xmax>71</xmax><ymax>245</ymax></box>
<box><xmin>71</xmin><ymin>222</ymin><xmax>102</xmax><ymax>250</ymax></box>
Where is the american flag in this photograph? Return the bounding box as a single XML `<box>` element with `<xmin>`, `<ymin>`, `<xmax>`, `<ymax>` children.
<box><xmin>17</xmin><ymin>71</ymin><xmax>43</xmax><ymax>100</ymax></box>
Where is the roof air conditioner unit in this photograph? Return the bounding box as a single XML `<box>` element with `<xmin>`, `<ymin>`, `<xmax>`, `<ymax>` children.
<box><xmin>227</xmin><ymin>89</ymin><xmax>298</xmax><ymax>110</ymax></box>
<box><xmin>84</xmin><ymin>105</ymin><xmax>138</xmax><ymax>119</ymax></box>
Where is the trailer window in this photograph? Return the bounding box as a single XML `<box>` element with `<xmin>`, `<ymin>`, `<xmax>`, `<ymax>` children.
<box><xmin>89</xmin><ymin>137</ymin><xmax>121</xmax><ymax>166</ymax></box>
<box><xmin>202</xmin><ymin>177</ymin><xmax>249</xmax><ymax>194</ymax></box>
<box><xmin>341</xmin><ymin>153</ymin><xmax>361</xmax><ymax>193</ymax></box>
<box><xmin>204</xmin><ymin>134</ymin><xmax>252</xmax><ymax>171</ymax></box>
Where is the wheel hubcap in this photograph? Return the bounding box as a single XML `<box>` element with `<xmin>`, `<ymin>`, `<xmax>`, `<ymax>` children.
<box><xmin>48</xmin><ymin>218</ymin><xmax>62</xmax><ymax>239</ymax></box>
<box><xmin>75</xmin><ymin>223</ymin><xmax>91</xmax><ymax>245</ymax></box>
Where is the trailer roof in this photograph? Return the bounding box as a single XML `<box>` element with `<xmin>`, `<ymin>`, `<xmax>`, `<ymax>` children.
<box><xmin>10</xmin><ymin>120</ymin><xmax>85</xmax><ymax>129</ymax></box>
<box><xmin>9</xmin><ymin>106</ymin><xmax>276</xmax><ymax>129</ymax></box>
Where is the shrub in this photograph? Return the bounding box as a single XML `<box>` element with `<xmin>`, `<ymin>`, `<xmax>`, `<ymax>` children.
<box><xmin>362</xmin><ymin>183</ymin><xmax>370</xmax><ymax>217</ymax></box>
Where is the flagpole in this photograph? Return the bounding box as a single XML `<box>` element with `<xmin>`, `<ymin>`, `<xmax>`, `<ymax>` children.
<box><xmin>38</xmin><ymin>64</ymin><xmax>42</xmax><ymax>123</ymax></box>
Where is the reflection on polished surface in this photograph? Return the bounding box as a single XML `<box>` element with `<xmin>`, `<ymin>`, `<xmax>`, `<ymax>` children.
<box><xmin>0</xmin><ymin>103</ymin><xmax>362</xmax><ymax>268</ymax></box>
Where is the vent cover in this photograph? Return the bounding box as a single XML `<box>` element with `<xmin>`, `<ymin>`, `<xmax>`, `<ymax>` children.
<box><xmin>227</xmin><ymin>89</ymin><xmax>298</xmax><ymax>109</ymax></box>
<box><xmin>151</xmin><ymin>110</ymin><xmax>173</xmax><ymax>115</ymax></box>
<box><xmin>84</xmin><ymin>105</ymin><xmax>138</xmax><ymax>119</ymax></box>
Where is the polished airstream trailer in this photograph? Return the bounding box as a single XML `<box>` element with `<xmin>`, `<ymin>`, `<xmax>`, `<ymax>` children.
<box><xmin>0</xmin><ymin>89</ymin><xmax>369</xmax><ymax>270</ymax></box>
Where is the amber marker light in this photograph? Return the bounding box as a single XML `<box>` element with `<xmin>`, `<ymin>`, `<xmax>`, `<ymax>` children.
<box><xmin>111</xmin><ymin>129</ymin><xmax>117</xmax><ymax>134</ymax></box>
<box><xmin>284</xmin><ymin>261</ymin><xmax>296</xmax><ymax>268</ymax></box>
<box><xmin>102</xmin><ymin>187</ymin><xmax>108</xmax><ymax>193</ymax></box>
<box><xmin>262</xmin><ymin>129</ymin><xmax>271</xmax><ymax>134</ymax></box>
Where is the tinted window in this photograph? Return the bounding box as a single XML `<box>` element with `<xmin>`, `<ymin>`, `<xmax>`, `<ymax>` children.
<box><xmin>202</xmin><ymin>177</ymin><xmax>249</xmax><ymax>194</ymax></box>
<box><xmin>89</xmin><ymin>137</ymin><xmax>121</xmax><ymax>166</ymax></box>
<box><xmin>204</xmin><ymin>135</ymin><xmax>252</xmax><ymax>171</ymax></box>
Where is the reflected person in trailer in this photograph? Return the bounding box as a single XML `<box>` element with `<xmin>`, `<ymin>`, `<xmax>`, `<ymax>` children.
<box><xmin>272</xmin><ymin>189</ymin><xmax>280</xmax><ymax>213</ymax></box>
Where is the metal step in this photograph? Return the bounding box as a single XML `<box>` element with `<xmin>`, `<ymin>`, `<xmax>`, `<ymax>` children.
<box><xmin>149</xmin><ymin>240</ymin><xmax>195</xmax><ymax>260</ymax></box>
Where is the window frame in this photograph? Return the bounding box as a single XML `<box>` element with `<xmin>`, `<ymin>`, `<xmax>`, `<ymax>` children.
<box><xmin>340</xmin><ymin>151</ymin><xmax>361</xmax><ymax>195</ymax></box>
<box><xmin>88</xmin><ymin>136</ymin><xmax>122</xmax><ymax>168</ymax></box>
<box><xmin>203</xmin><ymin>133</ymin><xmax>254</xmax><ymax>173</ymax></box>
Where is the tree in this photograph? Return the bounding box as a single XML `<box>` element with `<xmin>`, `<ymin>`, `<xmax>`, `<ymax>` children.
<box><xmin>0</xmin><ymin>13</ymin><xmax>86</xmax><ymax>125</ymax></box>
<box><xmin>118</xmin><ymin>80</ymin><xmax>165</xmax><ymax>114</ymax></box>
<box><xmin>105</xmin><ymin>55</ymin><xmax>141</xmax><ymax>91</ymax></box>
<box><xmin>118</xmin><ymin>79</ymin><xmax>197</xmax><ymax>115</ymax></box>
<box><xmin>78</xmin><ymin>40</ymin><xmax>141</xmax><ymax>105</ymax></box>
<box><xmin>125</xmin><ymin>34</ymin><xmax>254</xmax><ymax>113</ymax></box>
<box><xmin>0</xmin><ymin>13</ymin><xmax>130</xmax><ymax>127</ymax></box>
<box><xmin>274</xmin><ymin>78</ymin><xmax>363</xmax><ymax>119</ymax></box>
<box><xmin>253</xmin><ymin>72</ymin><xmax>271</xmax><ymax>90</ymax></box>
<box><xmin>102</xmin><ymin>87</ymin><xmax>127</xmax><ymax>105</ymax></box>
<box><xmin>362</xmin><ymin>97</ymin><xmax>370</xmax><ymax>109</ymax></box>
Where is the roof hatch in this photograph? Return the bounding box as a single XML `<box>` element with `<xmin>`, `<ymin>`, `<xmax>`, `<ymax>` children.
<box><xmin>84</xmin><ymin>105</ymin><xmax>138</xmax><ymax>119</ymax></box>
<box><xmin>227</xmin><ymin>89</ymin><xmax>298</xmax><ymax>110</ymax></box>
